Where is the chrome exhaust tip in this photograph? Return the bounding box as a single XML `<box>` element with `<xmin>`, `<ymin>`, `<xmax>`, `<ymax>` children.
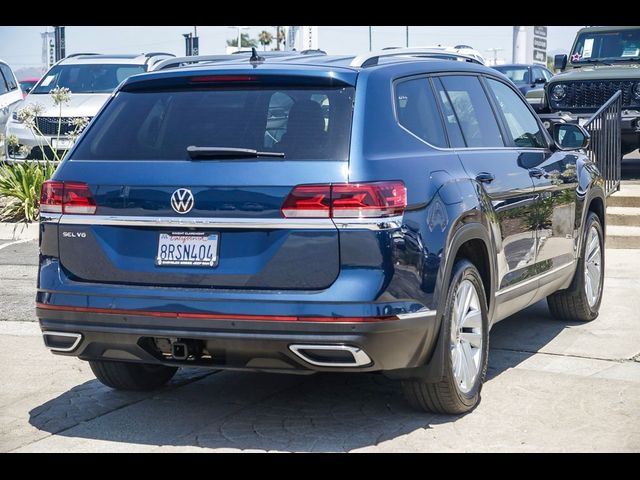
<box><xmin>289</xmin><ymin>344</ymin><xmax>372</xmax><ymax>367</ymax></box>
<box><xmin>42</xmin><ymin>331</ymin><xmax>82</xmax><ymax>352</ymax></box>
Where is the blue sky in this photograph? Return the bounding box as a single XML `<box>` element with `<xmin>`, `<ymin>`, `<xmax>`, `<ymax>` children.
<box><xmin>0</xmin><ymin>25</ymin><xmax>583</xmax><ymax>70</ymax></box>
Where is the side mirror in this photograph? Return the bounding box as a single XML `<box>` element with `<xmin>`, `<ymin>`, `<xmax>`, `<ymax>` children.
<box><xmin>553</xmin><ymin>123</ymin><xmax>590</xmax><ymax>151</ymax></box>
<box><xmin>554</xmin><ymin>54</ymin><xmax>567</xmax><ymax>71</ymax></box>
<box><xmin>533</xmin><ymin>77</ymin><xmax>547</xmax><ymax>85</ymax></box>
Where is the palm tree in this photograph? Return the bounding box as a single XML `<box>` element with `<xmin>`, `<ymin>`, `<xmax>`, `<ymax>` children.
<box><xmin>271</xmin><ymin>26</ymin><xmax>286</xmax><ymax>51</ymax></box>
<box><xmin>226</xmin><ymin>33</ymin><xmax>258</xmax><ymax>48</ymax></box>
<box><xmin>258</xmin><ymin>30</ymin><xmax>273</xmax><ymax>51</ymax></box>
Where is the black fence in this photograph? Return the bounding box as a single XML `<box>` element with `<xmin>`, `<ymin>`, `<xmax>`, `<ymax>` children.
<box><xmin>583</xmin><ymin>90</ymin><xmax>622</xmax><ymax>197</ymax></box>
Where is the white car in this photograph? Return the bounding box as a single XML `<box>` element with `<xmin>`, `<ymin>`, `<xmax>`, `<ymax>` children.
<box><xmin>4</xmin><ymin>53</ymin><xmax>173</xmax><ymax>161</ymax></box>
<box><xmin>420</xmin><ymin>45</ymin><xmax>486</xmax><ymax>65</ymax></box>
<box><xmin>0</xmin><ymin>59</ymin><xmax>23</xmax><ymax>155</ymax></box>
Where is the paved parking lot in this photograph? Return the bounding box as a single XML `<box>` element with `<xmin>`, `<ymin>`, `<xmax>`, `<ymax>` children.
<box><xmin>1</xmin><ymin>240</ymin><xmax>639</xmax><ymax>452</ymax></box>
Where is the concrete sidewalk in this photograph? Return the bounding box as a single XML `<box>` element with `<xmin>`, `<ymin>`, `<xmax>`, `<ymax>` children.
<box><xmin>0</xmin><ymin>242</ymin><xmax>639</xmax><ymax>452</ymax></box>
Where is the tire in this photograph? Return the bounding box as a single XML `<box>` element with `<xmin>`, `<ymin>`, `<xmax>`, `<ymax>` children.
<box><xmin>547</xmin><ymin>212</ymin><xmax>604</xmax><ymax>322</ymax></box>
<box><xmin>89</xmin><ymin>360</ymin><xmax>178</xmax><ymax>391</ymax></box>
<box><xmin>402</xmin><ymin>259</ymin><xmax>489</xmax><ymax>414</ymax></box>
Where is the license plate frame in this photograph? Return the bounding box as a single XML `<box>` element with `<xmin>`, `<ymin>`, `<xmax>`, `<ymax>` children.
<box><xmin>155</xmin><ymin>231</ymin><xmax>219</xmax><ymax>268</ymax></box>
<box><xmin>51</xmin><ymin>138</ymin><xmax>73</xmax><ymax>150</ymax></box>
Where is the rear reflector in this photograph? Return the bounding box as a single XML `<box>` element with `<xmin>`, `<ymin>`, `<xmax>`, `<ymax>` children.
<box><xmin>36</xmin><ymin>303</ymin><xmax>398</xmax><ymax>323</ymax></box>
<box><xmin>40</xmin><ymin>180</ymin><xmax>96</xmax><ymax>215</ymax></box>
<box><xmin>281</xmin><ymin>181</ymin><xmax>406</xmax><ymax>219</ymax></box>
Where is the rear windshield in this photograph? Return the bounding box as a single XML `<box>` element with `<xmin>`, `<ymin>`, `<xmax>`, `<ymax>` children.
<box><xmin>32</xmin><ymin>64</ymin><xmax>146</xmax><ymax>94</ymax></box>
<box><xmin>72</xmin><ymin>86</ymin><xmax>355</xmax><ymax>161</ymax></box>
<box><xmin>493</xmin><ymin>66</ymin><xmax>529</xmax><ymax>84</ymax></box>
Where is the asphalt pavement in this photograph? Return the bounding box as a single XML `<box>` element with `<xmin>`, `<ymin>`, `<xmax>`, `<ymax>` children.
<box><xmin>0</xmin><ymin>240</ymin><xmax>639</xmax><ymax>452</ymax></box>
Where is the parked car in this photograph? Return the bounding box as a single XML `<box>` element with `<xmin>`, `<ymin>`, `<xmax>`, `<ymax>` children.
<box><xmin>4</xmin><ymin>52</ymin><xmax>174</xmax><ymax>161</ymax></box>
<box><xmin>0</xmin><ymin>60</ymin><xmax>22</xmax><ymax>154</ymax></box>
<box><xmin>36</xmin><ymin>48</ymin><xmax>606</xmax><ymax>414</ymax></box>
<box><xmin>492</xmin><ymin>64</ymin><xmax>553</xmax><ymax>95</ymax></box>
<box><xmin>543</xmin><ymin>26</ymin><xmax>640</xmax><ymax>155</ymax></box>
<box><xmin>421</xmin><ymin>45</ymin><xmax>486</xmax><ymax>65</ymax></box>
<box><xmin>524</xmin><ymin>85</ymin><xmax>547</xmax><ymax>113</ymax></box>
<box><xmin>18</xmin><ymin>77</ymin><xmax>40</xmax><ymax>98</ymax></box>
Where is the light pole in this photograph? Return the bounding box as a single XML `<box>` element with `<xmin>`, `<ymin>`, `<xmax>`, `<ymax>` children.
<box><xmin>486</xmin><ymin>48</ymin><xmax>504</xmax><ymax>66</ymax></box>
<box><xmin>405</xmin><ymin>26</ymin><xmax>409</xmax><ymax>48</ymax></box>
<box><xmin>228</xmin><ymin>26</ymin><xmax>249</xmax><ymax>52</ymax></box>
<box><xmin>369</xmin><ymin>26</ymin><xmax>372</xmax><ymax>51</ymax></box>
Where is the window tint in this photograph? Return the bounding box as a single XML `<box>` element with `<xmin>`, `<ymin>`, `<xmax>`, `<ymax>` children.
<box><xmin>0</xmin><ymin>64</ymin><xmax>17</xmax><ymax>91</ymax></box>
<box><xmin>432</xmin><ymin>78</ymin><xmax>465</xmax><ymax>148</ymax></box>
<box><xmin>486</xmin><ymin>78</ymin><xmax>546</xmax><ymax>148</ymax></box>
<box><xmin>439</xmin><ymin>75</ymin><xmax>504</xmax><ymax>148</ymax></box>
<box><xmin>493</xmin><ymin>66</ymin><xmax>529</xmax><ymax>84</ymax></box>
<box><xmin>72</xmin><ymin>86</ymin><xmax>355</xmax><ymax>161</ymax></box>
<box><xmin>395</xmin><ymin>77</ymin><xmax>447</xmax><ymax>147</ymax></box>
<box><xmin>32</xmin><ymin>64</ymin><xmax>146</xmax><ymax>94</ymax></box>
<box><xmin>532</xmin><ymin>67</ymin><xmax>547</xmax><ymax>83</ymax></box>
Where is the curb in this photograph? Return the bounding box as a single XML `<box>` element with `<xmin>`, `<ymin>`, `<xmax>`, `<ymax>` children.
<box><xmin>0</xmin><ymin>222</ymin><xmax>38</xmax><ymax>241</ymax></box>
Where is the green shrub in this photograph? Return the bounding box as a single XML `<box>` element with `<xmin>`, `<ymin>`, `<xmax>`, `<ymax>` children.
<box><xmin>0</xmin><ymin>161</ymin><xmax>57</xmax><ymax>223</ymax></box>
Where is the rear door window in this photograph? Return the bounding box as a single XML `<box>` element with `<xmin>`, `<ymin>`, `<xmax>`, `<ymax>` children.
<box><xmin>72</xmin><ymin>85</ymin><xmax>355</xmax><ymax>161</ymax></box>
<box><xmin>437</xmin><ymin>75</ymin><xmax>504</xmax><ymax>148</ymax></box>
<box><xmin>395</xmin><ymin>77</ymin><xmax>447</xmax><ymax>148</ymax></box>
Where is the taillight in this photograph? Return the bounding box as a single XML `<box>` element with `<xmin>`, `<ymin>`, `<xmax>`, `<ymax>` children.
<box><xmin>281</xmin><ymin>181</ymin><xmax>406</xmax><ymax>219</ymax></box>
<box><xmin>40</xmin><ymin>181</ymin><xmax>64</xmax><ymax>213</ymax></box>
<box><xmin>40</xmin><ymin>180</ymin><xmax>96</xmax><ymax>215</ymax></box>
<box><xmin>281</xmin><ymin>185</ymin><xmax>331</xmax><ymax>218</ymax></box>
<box><xmin>62</xmin><ymin>182</ymin><xmax>97</xmax><ymax>214</ymax></box>
<box><xmin>332</xmin><ymin>182</ymin><xmax>406</xmax><ymax>218</ymax></box>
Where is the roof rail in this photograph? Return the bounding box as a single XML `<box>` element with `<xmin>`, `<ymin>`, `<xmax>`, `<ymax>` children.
<box><xmin>64</xmin><ymin>53</ymin><xmax>100</xmax><ymax>59</ymax></box>
<box><xmin>300</xmin><ymin>49</ymin><xmax>327</xmax><ymax>55</ymax></box>
<box><xmin>150</xmin><ymin>54</ymin><xmax>244</xmax><ymax>71</ymax></box>
<box><xmin>142</xmin><ymin>52</ymin><xmax>175</xmax><ymax>67</ymax></box>
<box><xmin>143</xmin><ymin>52</ymin><xmax>175</xmax><ymax>58</ymax></box>
<box><xmin>350</xmin><ymin>47</ymin><xmax>482</xmax><ymax>68</ymax></box>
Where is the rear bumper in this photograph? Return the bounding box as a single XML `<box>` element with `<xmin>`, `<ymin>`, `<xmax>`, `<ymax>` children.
<box><xmin>37</xmin><ymin>307</ymin><xmax>439</xmax><ymax>374</ymax></box>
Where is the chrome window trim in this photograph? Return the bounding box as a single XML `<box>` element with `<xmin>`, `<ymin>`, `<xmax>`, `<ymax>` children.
<box><xmin>495</xmin><ymin>261</ymin><xmax>576</xmax><ymax>297</ymax></box>
<box><xmin>55</xmin><ymin>214</ymin><xmax>404</xmax><ymax>231</ymax></box>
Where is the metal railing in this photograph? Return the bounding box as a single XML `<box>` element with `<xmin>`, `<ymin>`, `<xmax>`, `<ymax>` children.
<box><xmin>583</xmin><ymin>90</ymin><xmax>622</xmax><ymax>197</ymax></box>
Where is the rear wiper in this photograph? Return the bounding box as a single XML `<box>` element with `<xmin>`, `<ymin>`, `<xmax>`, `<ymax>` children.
<box><xmin>187</xmin><ymin>146</ymin><xmax>285</xmax><ymax>160</ymax></box>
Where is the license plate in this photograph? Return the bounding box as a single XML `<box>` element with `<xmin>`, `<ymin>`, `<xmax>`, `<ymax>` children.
<box><xmin>51</xmin><ymin>138</ymin><xmax>73</xmax><ymax>150</ymax></box>
<box><xmin>156</xmin><ymin>232</ymin><xmax>219</xmax><ymax>267</ymax></box>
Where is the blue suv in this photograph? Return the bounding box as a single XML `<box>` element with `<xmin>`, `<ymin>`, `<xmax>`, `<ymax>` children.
<box><xmin>36</xmin><ymin>49</ymin><xmax>606</xmax><ymax>414</ymax></box>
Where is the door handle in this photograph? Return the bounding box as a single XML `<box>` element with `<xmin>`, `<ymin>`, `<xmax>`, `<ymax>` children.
<box><xmin>529</xmin><ymin>167</ymin><xmax>548</xmax><ymax>179</ymax></box>
<box><xmin>475</xmin><ymin>172</ymin><xmax>495</xmax><ymax>184</ymax></box>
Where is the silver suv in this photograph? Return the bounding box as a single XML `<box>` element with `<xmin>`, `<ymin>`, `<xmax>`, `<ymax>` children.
<box><xmin>4</xmin><ymin>52</ymin><xmax>173</xmax><ymax>161</ymax></box>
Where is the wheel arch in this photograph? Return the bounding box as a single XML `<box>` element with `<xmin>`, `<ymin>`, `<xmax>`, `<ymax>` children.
<box><xmin>387</xmin><ymin>218</ymin><xmax>496</xmax><ymax>382</ymax></box>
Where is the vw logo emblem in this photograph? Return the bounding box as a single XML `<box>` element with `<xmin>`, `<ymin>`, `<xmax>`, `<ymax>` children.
<box><xmin>170</xmin><ymin>188</ymin><xmax>194</xmax><ymax>214</ymax></box>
